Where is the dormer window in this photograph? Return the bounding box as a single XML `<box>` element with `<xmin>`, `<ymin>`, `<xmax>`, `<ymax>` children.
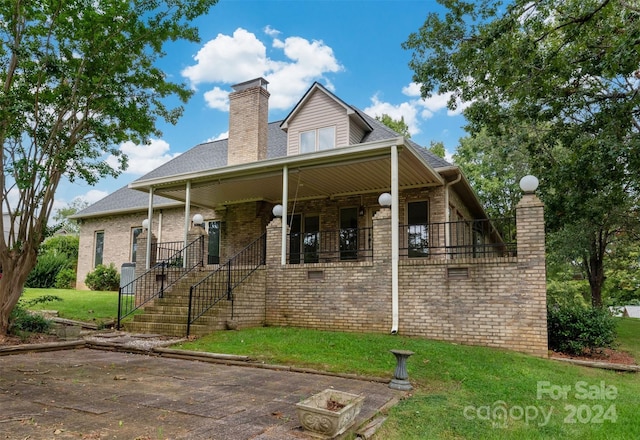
<box><xmin>300</xmin><ymin>126</ymin><xmax>335</xmax><ymax>153</ymax></box>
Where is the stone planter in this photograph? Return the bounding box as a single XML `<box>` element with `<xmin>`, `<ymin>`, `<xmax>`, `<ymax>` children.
<box><xmin>56</xmin><ymin>324</ymin><xmax>81</xmax><ymax>340</ymax></box>
<box><xmin>296</xmin><ymin>389</ymin><xmax>365</xmax><ymax>439</ymax></box>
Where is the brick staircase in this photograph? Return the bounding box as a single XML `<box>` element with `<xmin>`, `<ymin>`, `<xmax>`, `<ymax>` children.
<box><xmin>123</xmin><ymin>271</ymin><xmax>231</xmax><ymax>337</ymax></box>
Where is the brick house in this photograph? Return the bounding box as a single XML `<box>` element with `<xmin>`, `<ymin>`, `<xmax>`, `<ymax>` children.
<box><xmin>73</xmin><ymin>78</ymin><xmax>548</xmax><ymax>357</ymax></box>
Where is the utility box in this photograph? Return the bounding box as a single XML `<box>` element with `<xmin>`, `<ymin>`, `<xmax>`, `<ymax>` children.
<box><xmin>120</xmin><ymin>262</ymin><xmax>136</xmax><ymax>294</ymax></box>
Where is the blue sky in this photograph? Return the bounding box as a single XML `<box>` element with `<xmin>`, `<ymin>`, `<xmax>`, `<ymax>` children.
<box><xmin>57</xmin><ymin>0</ymin><xmax>470</xmax><ymax>213</ymax></box>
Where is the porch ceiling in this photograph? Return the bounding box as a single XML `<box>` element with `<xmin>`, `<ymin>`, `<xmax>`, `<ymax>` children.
<box><xmin>132</xmin><ymin>141</ymin><xmax>443</xmax><ymax>209</ymax></box>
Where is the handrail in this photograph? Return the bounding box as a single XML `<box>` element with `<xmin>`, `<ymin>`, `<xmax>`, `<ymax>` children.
<box><xmin>187</xmin><ymin>233</ymin><xmax>266</xmax><ymax>336</ymax></box>
<box><xmin>398</xmin><ymin>217</ymin><xmax>516</xmax><ymax>258</ymax></box>
<box><xmin>117</xmin><ymin>235</ymin><xmax>205</xmax><ymax>329</ymax></box>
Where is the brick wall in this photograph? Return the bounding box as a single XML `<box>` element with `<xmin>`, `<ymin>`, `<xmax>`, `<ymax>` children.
<box><xmin>264</xmin><ymin>193</ymin><xmax>548</xmax><ymax>357</ymax></box>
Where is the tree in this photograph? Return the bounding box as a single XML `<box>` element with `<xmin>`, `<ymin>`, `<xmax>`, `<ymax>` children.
<box><xmin>428</xmin><ymin>141</ymin><xmax>446</xmax><ymax>159</ymax></box>
<box><xmin>404</xmin><ymin>0</ymin><xmax>640</xmax><ymax>307</ymax></box>
<box><xmin>0</xmin><ymin>0</ymin><xmax>218</xmax><ymax>335</ymax></box>
<box><xmin>375</xmin><ymin>114</ymin><xmax>411</xmax><ymax>138</ymax></box>
<box><xmin>52</xmin><ymin>200</ymin><xmax>89</xmax><ymax>235</ymax></box>
<box><xmin>453</xmin><ymin>128</ymin><xmax>530</xmax><ymax>219</ymax></box>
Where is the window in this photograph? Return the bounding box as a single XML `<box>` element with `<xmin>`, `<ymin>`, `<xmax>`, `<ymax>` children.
<box><xmin>289</xmin><ymin>215</ymin><xmax>320</xmax><ymax>264</ymax></box>
<box><xmin>340</xmin><ymin>207</ymin><xmax>358</xmax><ymax>260</ymax></box>
<box><xmin>300</xmin><ymin>126</ymin><xmax>335</xmax><ymax>153</ymax></box>
<box><xmin>407</xmin><ymin>201</ymin><xmax>429</xmax><ymax>258</ymax></box>
<box><xmin>94</xmin><ymin>231</ymin><xmax>104</xmax><ymax>267</ymax></box>
<box><xmin>207</xmin><ymin>221</ymin><xmax>221</xmax><ymax>264</ymax></box>
<box><xmin>131</xmin><ymin>227</ymin><xmax>143</xmax><ymax>262</ymax></box>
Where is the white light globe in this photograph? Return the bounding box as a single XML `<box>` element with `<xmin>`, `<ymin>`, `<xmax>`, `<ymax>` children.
<box><xmin>378</xmin><ymin>192</ymin><xmax>392</xmax><ymax>207</ymax></box>
<box><xmin>519</xmin><ymin>175</ymin><xmax>539</xmax><ymax>193</ymax></box>
<box><xmin>192</xmin><ymin>213</ymin><xmax>204</xmax><ymax>225</ymax></box>
<box><xmin>142</xmin><ymin>219</ymin><xmax>149</xmax><ymax>230</ymax></box>
<box><xmin>272</xmin><ymin>204</ymin><xmax>283</xmax><ymax>217</ymax></box>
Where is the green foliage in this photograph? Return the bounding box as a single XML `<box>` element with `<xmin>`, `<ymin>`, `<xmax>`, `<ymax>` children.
<box><xmin>40</xmin><ymin>235</ymin><xmax>80</xmax><ymax>261</ymax></box>
<box><xmin>52</xmin><ymin>200</ymin><xmax>89</xmax><ymax>235</ymax></box>
<box><xmin>23</xmin><ymin>288</ymin><xmax>116</xmax><ymax>324</ymax></box>
<box><xmin>428</xmin><ymin>141</ymin><xmax>446</xmax><ymax>159</ymax></box>
<box><xmin>404</xmin><ymin>0</ymin><xmax>640</xmax><ymax>307</ymax></box>
<box><xmin>375</xmin><ymin>113</ymin><xmax>411</xmax><ymax>138</ymax></box>
<box><xmin>547</xmin><ymin>304</ymin><xmax>617</xmax><ymax>355</ymax></box>
<box><xmin>0</xmin><ymin>0</ymin><xmax>218</xmax><ymax>334</ymax></box>
<box><xmin>85</xmin><ymin>264</ymin><xmax>120</xmax><ymax>291</ymax></box>
<box><xmin>55</xmin><ymin>268</ymin><xmax>77</xmax><ymax>289</ymax></box>
<box><xmin>25</xmin><ymin>252</ymin><xmax>73</xmax><ymax>288</ymax></box>
<box><xmin>9</xmin><ymin>295</ymin><xmax>61</xmax><ymax>335</ymax></box>
<box><xmin>454</xmin><ymin>128</ymin><xmax>531</xmax><ymax>218</ymax></box>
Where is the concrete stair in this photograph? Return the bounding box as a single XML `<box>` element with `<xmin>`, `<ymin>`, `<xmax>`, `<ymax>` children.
<box><xmin>123</xmin><ymin>271</ymin><xmax>232</xmax><ymax>337</ymax></box>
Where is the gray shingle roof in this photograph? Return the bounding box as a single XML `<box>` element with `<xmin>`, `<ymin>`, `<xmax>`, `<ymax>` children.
<box><xmin>75</xmin><ymin>96</ymin><xmax>452</xmax><ymax>219</ymax></box>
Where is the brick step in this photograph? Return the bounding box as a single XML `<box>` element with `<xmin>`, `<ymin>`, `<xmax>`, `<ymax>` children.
<box><xmin>132</xmin><ymin>314</ymin><xmax>219</xmax><ymax>326</ymax></box>
<box><xmin>124</xmin><ymin>321</ymin><xmax>213</xmax><ymax>337</ymax></box>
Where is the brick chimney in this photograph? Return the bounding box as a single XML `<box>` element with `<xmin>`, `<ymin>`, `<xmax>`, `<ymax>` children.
<box><xmin>227</xmin><ymin>78</ymin><xmax>270</xmax><ymax>166</ymax></box>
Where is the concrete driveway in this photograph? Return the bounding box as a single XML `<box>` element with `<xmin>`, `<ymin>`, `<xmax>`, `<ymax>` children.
<box><xmin>0</xmin><ymin>343</ymin><xmax>401</xmax><ymax>439</ymax></box>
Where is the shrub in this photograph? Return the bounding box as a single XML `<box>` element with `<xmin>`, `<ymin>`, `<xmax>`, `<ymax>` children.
<box><xmin>85</xmin><ymin>263</ymin><xmax>120</xmax><ymax>291</ymax></box>
<box><xmin>40</xmin><ymin>235</ymin><xmax>79</xmax><ymax>261</ymax></box>
<box><xmin>9</xmin><ymin>295</ymin><xmax>62</xmax><ymax>335</ymax></box>
<box><xmin>26</xmin><ymin>252</ymin><xmax>73</xmax><ymax>288</ymax></box>
<box><xmin>547</xmin><ymin>304</ymin><xmax>617</xmax><ymax>355</ymax></box>
<box><xmin>55</xmin><ymin>268</ymin><xmax>76</xmax><ymax>289</ymax></box>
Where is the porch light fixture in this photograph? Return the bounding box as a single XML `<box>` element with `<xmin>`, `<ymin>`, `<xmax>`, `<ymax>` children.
<box><xmin>519</xmin><ymin>175</ymin><xmax>539</xmax><ymax>194</ymax></box>
<box><xmin>378</xmin><ymin>192</ymin><xmax>392</xmax><ymax>207</ymax></box>
<box><xmin>192</xmin><ymin>213</ymin><xmax>204</xmax><ymax>226</ymax></box>
<box><xmin>272</xmin><ymin>204</ymin><xmax>283</xmax><ymax>217</ymax></box>
<box><xmin>142</xmin><ymin>219</ymin><xmax>149</xmax><ymax>230</ymax></box>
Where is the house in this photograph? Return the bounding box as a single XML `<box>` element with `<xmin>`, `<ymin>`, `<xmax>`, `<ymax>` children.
<box><xmin>73</xmin><ymin>78</ymin><xmax>548</xmax><ymax>357</ymax></box>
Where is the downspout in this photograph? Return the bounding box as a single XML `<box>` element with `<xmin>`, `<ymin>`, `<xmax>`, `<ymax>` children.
<box><xmin>145</xmin><ymin>187</ymin><xmax>154</xmax><ymax>270</ymax></box>
<box><xmin>281</xmin><ymin>165</ymin><xmax>288</xmax><ymax>266</ymax></box>
<box><xmin>183</xmin><ymin>181</ymin><xmax>192</xmax><ymax>268</ymax></box>
<box><xmin>391</xmin><ymin>145</ymin><xmax>399</xmax><ymax>334</ymax></box>
<box><xmin>158</xmin><ymin>210</ymin><xmax>163</xmax><ymax>243</ymax></box>
<box><xmin>444</xmin><ymin>172</ymin><xmax>462</xmax><ymax>253</ymax></box>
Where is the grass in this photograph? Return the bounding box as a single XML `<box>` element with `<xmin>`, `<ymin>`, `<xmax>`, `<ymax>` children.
<box><xmin>19</xmin><ymin>289</ymin><xmax>640</xmax><ymax>438</ymax></box>
<box><xmin>174</xmin><ymin>326</ymin><xmax>640</xmax><ymax>440</ymax></box>
<box><xmin>616</xmin><ymin>318</ymin><xmax>640</xmax><ymax>360</ymax></box>
<box><xmin>22</xmin><ymin>288</ymin><xmax>118</xmax><ymax>325</ymax></box>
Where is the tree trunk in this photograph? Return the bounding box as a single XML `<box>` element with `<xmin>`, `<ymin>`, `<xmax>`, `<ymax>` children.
<box><xmin>0</xmin><ymin>249</ymin><xmax>38</xmax><ymax>335</ymax></box>
<box><xmin>586</xmin><ymin>232</ymin><xmax>607</xmax><ymax>309</ymax></box>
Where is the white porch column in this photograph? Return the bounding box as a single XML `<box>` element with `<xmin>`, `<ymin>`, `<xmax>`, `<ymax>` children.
<box><xmin>281</xmin><ymin>165</ymin><xmax>289</xmax><ymax>265</ymax></box>
<box><xmin>145</xmin><ymin>187</ymin><xmax>154</xmax><ymax>270</ymax></box>
<box><xmin>391</xmin><ymin>145</ymin><xmax>399</xmax><ymax>334</ymax></box>
<box><xmin>183</xmin><ymin>181</ymin><xmax>192</xmax><ymax>268</ymax></box>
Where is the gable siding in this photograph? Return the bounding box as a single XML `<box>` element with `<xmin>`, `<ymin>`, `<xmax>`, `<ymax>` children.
<box><xmin>349</xmin><ymin>122</ymin><xmax>365</xmax><ymax>145</ymax></box>
<box><xmin>287</xmin><ymin>90</ymin><xmax>349</xmax><ymax>155</ymax></box>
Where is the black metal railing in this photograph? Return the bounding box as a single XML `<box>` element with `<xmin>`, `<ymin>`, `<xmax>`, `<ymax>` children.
<box><xmin>186</xmin><ymin>233</ymin><xmax>266</xmax><ymax>336</ymax></box>
<box><xmin>117</xmin><ymin>236</ymin><xmax>205</xmax><ymax>328</ymax></box>
<box><xmin>287</xmin><ymin>227</ymin><xmax>373</xmax><ymax>263</ymax></box>
<box><xmin>399</xmin><ymin>217</ymin><xmax>516</xmax><ymax>258</ymax></box>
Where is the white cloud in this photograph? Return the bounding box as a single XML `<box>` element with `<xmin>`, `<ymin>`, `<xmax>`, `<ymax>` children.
<box><xmin>181</xmin><ymin>28</ymin><xmax>269</xmax><ymax>85</ymax></box>
<box><xmin>107</xmin><ymin>139</ymin><xmax>180</xmax><ymax>175</ymax></box>
<box><xmin>364</xmin><ymin>94</ymin><xmax>420</xmax><ymax>136</ymax></box>
<box><xmin>182</xmin><ymin>28</ymin><xmax>343</xmax><ymax>111</ymax></box>
<box><xmin>205</xmin><ymin>131</ymin><xmax>229</xmax><ymax>143</ymax></box>
<box><xmin>264</xmin><ymin>25</ymin><xmax>280</xmax><ymax>37</ymax></box>
<box><xmin>78</xmin><ymin>189</ymin><xmax>109</xmax><ymax>204</ymax></box>
<box><xmin>203</xmin><ymin>87</ymin><xmax>229</xmax><ymax>111</ymax></box>
<box><xmin>366</xmin><ymin>82</ymin><xmax>472</xmax><ymax>137</ymax></box>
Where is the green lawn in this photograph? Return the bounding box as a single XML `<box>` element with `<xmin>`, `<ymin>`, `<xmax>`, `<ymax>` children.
<box><xmin>616</xmin><ymin>318</ymin><xmax>640</xmax><ymax>361</ymax></box>
<box><xmin>174</xmin><ymin>326</ymin><xmax>640</xmax><ymax>440</ymax></box>
<box><xmin>20</xmin><ymin>289</ymin><xmax>640</xmax><ymax>438</ymax></box>
<box><xmin>22</xmin><ymin>288</ymin><xmax>118</xmax><ymax>325</ymax></box>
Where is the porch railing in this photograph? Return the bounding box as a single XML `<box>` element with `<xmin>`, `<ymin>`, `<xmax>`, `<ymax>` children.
<box><xmin>288</xmin><ymin>227</ymin><xmax>373</xmax><ymax>263</ymax></box>
<box><xmin>186</xmin><ymin>233</ymin><xmax>266</xmax><ymax>336</ymax></box>
<box><xmin>117</xmin><ymin>235</ymin><xmax>205</xmax><ymax>328</ymax></box>
<box><xmin>399</xmin><ymin>217</ymin><xmax>516</xmax><ymax>258</ymax></box>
